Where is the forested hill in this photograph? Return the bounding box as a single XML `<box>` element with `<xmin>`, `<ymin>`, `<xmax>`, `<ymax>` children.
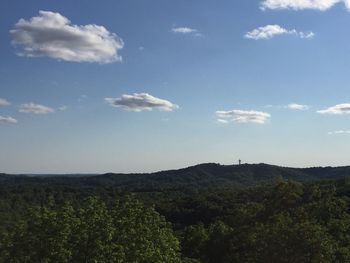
<box><xmin>1</xmin><ymin>163</ymin><xmax>350</xmax><ymax>191</ymax></box>
<box><xmin>3</xmin><ymin>164</ymin><xmax>350</xmax><ymax>262</ymax></box>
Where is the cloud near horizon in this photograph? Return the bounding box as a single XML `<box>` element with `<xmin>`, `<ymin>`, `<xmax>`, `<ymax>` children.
<box><xmin>317</xmin><ymin>103</ymin><xmax>350</xmax><ymax>114</ymax></box>
<box><xmin>245</xmin><ymin>25</ymin><xmax>314</xmax><ymax>40</ymax></box>
<box><xmin>105</xmin><ymin>93</ymin><xmax>179</xmax><ymax>112</ymax></box>
<box><xmin>287</xmin><ymin>103</ymin><xmax>309</xmax><ymax>110</ymax></box>
<box><xmin>216</xmin><ymin>109</ymin><xmax>271</xmax><ymax>124</ymax></box>
<box><xmin>0</xmin><ymin>116</ymin><xmax>17</xmax><ymax>124</ymax></box>
<box><xmin>10</xmin><ymin>10</ymin><xmax>124</xmax><ymax>63</ymax></box>
<box><xmin>0</xmin><ymin>98</ymin><xmax>11</xmax><ymax>107</ymax></box>
<box><xmin>19</xmin><ymin>103</ymin><xmax>55</xmax><ymax>114</ymax></box>
<box><xmin>328</xmin><ymin>130</ymin><xmax>350</xmax><ymax>135</ymax></box>
<box><xmin>260</xmin><ymin>0</ymin><xmax>350</xmax><ymax>11</ymax></box>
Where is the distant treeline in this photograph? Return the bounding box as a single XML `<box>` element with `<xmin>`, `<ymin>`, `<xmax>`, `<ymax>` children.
<box><xmin>2</xmin><ymin>163</ymin><xmax>350</xmax><ymax>191</ymax></box>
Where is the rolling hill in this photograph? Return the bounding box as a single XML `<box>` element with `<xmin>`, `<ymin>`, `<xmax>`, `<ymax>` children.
<box><xmin>2</xmin><ymin>163</ymin><xmax>350</xmax><ymax>191</ymax></box>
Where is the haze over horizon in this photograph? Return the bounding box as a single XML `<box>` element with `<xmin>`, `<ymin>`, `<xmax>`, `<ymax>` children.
<box><xmin>1</xmin><ymin>0</ymin><xmax>350</xmax><ymax>174</ymax></box>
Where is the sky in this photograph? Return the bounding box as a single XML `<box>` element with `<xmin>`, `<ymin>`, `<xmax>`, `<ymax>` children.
<box><xmin>1</xmin><ymin>0</ymin><xmax>350</xmax><ymax>174</ymax></box>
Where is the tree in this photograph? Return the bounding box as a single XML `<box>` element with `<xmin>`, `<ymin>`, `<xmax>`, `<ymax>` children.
<box><xmin>111</xmin><ymin>198</ymin><xmax>181</xmax><ymax>263</ymax></box>
<box><xmin>0</xmin><ymin>196</ymin><xmax>181</xmax><ymax>263</ymax></box>
<box><xmin>71</xmin><ymin>197</ymin><xmax>116</xmax><ymax>262</ymax></box>
<box><xmin>1</xmin><ymin>199</ymin><xmax>76</xmax><ymax>263</ymax></box>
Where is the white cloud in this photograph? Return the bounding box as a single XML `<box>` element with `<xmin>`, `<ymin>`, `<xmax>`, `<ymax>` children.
<box><xmin>58</xmin><ymin>105</ymin><xmax>68</xmax><ymax>111</ymax></box>
<box><xmin>328</xmin><ymin>130</ymin><xmax>350</xmax><ymax>135</ymax></box>
<box><xmin>216</xmin><ymin>109</ymin><xmax>271</xmax><ymax>124</ymax></box>
<box><xmin>287</xmin><ymin>103</ymin><xmax>309</xmax><ymax>110</ymax></box>
<box><xmin>0</xmin><ymin>116</ymin><xmax>17</xmax><ymax>124</ymax></box>
<box><xmin>172</xmin><ymin>27</ymin><xmax>197</xmax><ymax>34</ymax></box>
<box><xmin>10</xmin><ymin>10</ymin><xmax>124</xmax><ymax>63</ymax></box>
<box><xmin>245</xmin><ymin>25</ymin><xmax>287</xmax><ymax>39</ymax></box>
<box><xmin>217</xmin><ymin>119</ymin><xmax>229</xmax><ymax>124</ymax></box>
<box><xmin>0</xmin><ymin>98</ymin><xmax>11</xmax><ymax>107</ymax></box>
<box><xmin>171</xmin><ymin>27</ymin><xmax>202</xmax><ymax>36</ymax></box>
<box><xmin>317</xmin><ymin>103</ymin><xmax>350</xmax><ymax>114</ymax></box>
<box><xmin>19</xmin><ymin>103</ymin><xmax>55</xmax><ymax>114</ymax></box>
<box><xmin>245</xmin><ymin>25</ymin><xmax>314</xmax><ymax>40</ymax></box>
<box><xmin>105</xmin><ymin>93</ymin><xmax>179</xmax><ymax>112</ymax></box>
<box><xmin>260</xmin><ymin>0</ymin><xmax>350</xmax><ymax>11</ymax></box>
<box><xmin>299</xmin><ymin>31</ymin><xmax>315</xmax><ymax>39</ymax></box>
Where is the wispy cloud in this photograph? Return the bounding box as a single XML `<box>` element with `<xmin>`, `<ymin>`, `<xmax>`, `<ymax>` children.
<box><xmin>0</xmin><ymin>116</ymin><xmax>17</xmax><ymax>124</ymax></box>
<box><xmin>10</xmin><ymin>11</ymin><xmax>124</xmax><ymax>63</ymax></box>
<box><xmin>0</xmin><ymin>98</ymin><xmax>11</xmax><ymax>107</ymax></box>
<box><xmin>171</xmin><ymin>27</ymin><xmax>201</xmax><ymax>36</ymax></box>
<box><xmin>217</xmin><ymin>118</ymin><xmax>229</xmax><ymax>124</ymax></box>
<box><xmin>317</xmin><ymin>103</ymin><xmax>350</xmax><ymax>114</ymax></box>
<box><xmin>260</xmin><ymin>0</ymin><xmax>350</xmax><ymax>11</ymax></box>
<box><xmin>245</xmin><ymin>25</ymin><xmax>314</xmax><ymax>40</ymax></box>
<box><xmin>58</xmin><ymin>105</ymin><xmax>68</xmax><ymax>111</ymax></box>
<box><xmin>216</xmin><ymin>109</ymin><xmax>271</xmax><ymax>124</ymax></box>
<box><xmin>286</xmin><ymin>103</ymin><xmax>309</xmax><ymax>110</ymax></box>
<box><xmin>105</xmin><ymin>93</ymin><xmax>179</xmax><ymax>112</ymax></box>
<box><xmin>299</xmin><ymin>32</ymin><xmax>315</xmax><ymax>39</ymax></box>
<box><xmin>328</xmin><ymin>130</ymin><xmax>350</xmax><ymax>135</ymax></box>
<box><xmin>19</xmin><ymin>103</ymin><xmax>55</xmax><ymax>114</ymax></box>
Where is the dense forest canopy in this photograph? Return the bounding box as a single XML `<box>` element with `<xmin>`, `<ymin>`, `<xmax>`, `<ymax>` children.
<box><xmin>2</xmin><ymin>164</ymin><xmax>350</xmax><ymax>262</ymax></box>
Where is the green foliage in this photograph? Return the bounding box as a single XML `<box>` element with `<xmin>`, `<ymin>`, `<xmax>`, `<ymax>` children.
<box><xmin>0</xmin><ymin>197</ymin><xmax>181</xmax><ymax>263</ymax></box>
<box><xmin>3</xmin><ymin>169</ymin><xmax>350</xmax><ymax>262</ymax></box>
<box><xmin>182</xmin><ymin>224</ymin><xmax>209</xmax><ymax>259</ymax></box>
<box><xmin>71</xmin><ymin>197</ymin><xmax>116</xmax><ymax>262</ymax></box>
<box><xmin>1</xmin><ymin>199</ymin><xmax>76</xmax><ymax>263</ymax></box>
<box><xmin>111</xmin><ymin>198</ymin><xmax>181</xmax><ymax>262</ymax></box>
<box><xmin>181</xmin><ymin>180</ymin><xmax>350</xmax><ymax>263</ymax></box>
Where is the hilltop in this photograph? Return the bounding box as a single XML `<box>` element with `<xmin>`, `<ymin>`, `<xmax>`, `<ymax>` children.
<box><xmin>2</xmin><ymin>163</ymin><xmax>350</xmax><ymax>191</ymax></box>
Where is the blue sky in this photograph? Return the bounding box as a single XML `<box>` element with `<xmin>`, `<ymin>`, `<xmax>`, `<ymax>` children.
<box><xmin>1</xmin><ymin>0</ymin><xmax>350</xmax><ymax>173</ymax></box>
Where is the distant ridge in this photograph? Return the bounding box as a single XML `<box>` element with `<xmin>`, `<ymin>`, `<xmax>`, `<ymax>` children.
<box><xmin>1</xmin><ymin>163</ymin><xmax>350</xmax><ymax>191</ymax></box>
